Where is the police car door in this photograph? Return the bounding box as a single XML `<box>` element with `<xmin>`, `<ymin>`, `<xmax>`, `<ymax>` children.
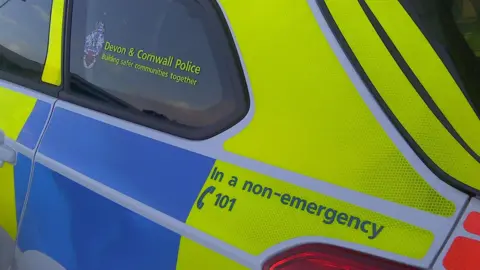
<box><xmin>14</xmin><ymin>0</ymin><xmax>250</xmax><ymax>269</ymax></box>
<box><xmin>0</xmin><ymin>0</ymin><xmax>63</xmax><ymax>268</ymax></box>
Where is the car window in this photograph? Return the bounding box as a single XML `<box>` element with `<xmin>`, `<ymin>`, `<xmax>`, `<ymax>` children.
<box><xmin>400</xmin><ymin>0</ymin><xmax>480</xmax><ymax>114</ymax></box>
<box><xmin>68</xmin><ymin>0</ymin><xmax>249</xmax><ymax>139</ymax></box>
<box><xmin>453</xmin><ymin>0</ymin><xmax>480</xmax><ymax>56</ymax></box>
<box><xmin>0</xmin><ymin>0</ymin><xmax>52</xmax><ymax>84</ymax></box>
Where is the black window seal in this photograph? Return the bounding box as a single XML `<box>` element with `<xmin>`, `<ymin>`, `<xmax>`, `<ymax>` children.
<box><xmin>59</xmin><ymin>0</ymin><xmax>250</xmax><ymax>141</ymax></box>
<box><xmin>316</xmin><ymin>0</ymin><xmax>479</xmax><ymax>196</ymax></box>
<box><xmin>61</xmin><ymin>0</ymin><xmax>74</xmax><ymax>91</ymax></box>
<box><xmin>0</xmin><ymin>70</ymin><xmax>61</xmax><ymax>97</ymax></box>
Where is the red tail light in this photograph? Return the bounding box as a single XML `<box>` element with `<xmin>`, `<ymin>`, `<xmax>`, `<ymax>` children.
<box><xmin>263</xmin><ymin>244</ymin><xmax>418</xmax><ymax>270</ymax></box>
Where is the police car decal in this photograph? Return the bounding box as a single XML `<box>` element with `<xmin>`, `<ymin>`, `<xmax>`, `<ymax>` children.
<box><xmin>83</xmin><ymin>21</ymin><xmax>105</xmax><ymax>69</ymax></box>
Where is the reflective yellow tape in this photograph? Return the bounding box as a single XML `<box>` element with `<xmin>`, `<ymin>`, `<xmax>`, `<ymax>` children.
<box><xmin>0</xmin><ymin>164</ymin><xmax>18</xmax><ymax>239</ymax></box>
<box><xmin>364</xmin><ymin>0</ymin><xmax>480</xmax><ymax>158</ymax></box>
<box><xmin>185</xmin><ymin>161</ymin><xmax>434</xmax><ymax>259</ymax></box>
<box><xmin>0</xmin><ymin>87</ymin><xmax>37</xmax><ymax>140</ymax></box>
<box><xmin>0</xmin><ymin>86</ymin><xmax>37</xmax><ymax>239</ymax></box>
<box><xmin>177</xmin><ymin>237</ymin><xmax>247</xmax><ymax>270</ymax></box>
<box><xmin>221</xmin><ymin>0</ymin><xmax>455</xmax><ymax>216</ymax></box>
<box><xmin>42</xmin><ymin>0</ymin><xmax>65</xmax><ymax>86</ymax></box>
<box><xmin>325</xmin><ymin>0</ymin><xmax>480</xmax><ymax>189</ymax></box>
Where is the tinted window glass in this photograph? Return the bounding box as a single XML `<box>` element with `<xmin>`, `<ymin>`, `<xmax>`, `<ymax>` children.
<box><xmin>0</xmin><ymin>0</ymin><xmax>52</xmax><ymax>83</ymax></box>
<box><xmin>453</xmin><ymin>0</ymin><xmax>480</xmax><ymax>56</ymax></box>
<box><xmin>400</xmin><ymin>0</ymin><xmax>480</xmax><ymax>113</ymax></box>
<box><xmin>69</xmin><ymin>0</ymin><xmax>248</xmax><ymax>138</ymax></box>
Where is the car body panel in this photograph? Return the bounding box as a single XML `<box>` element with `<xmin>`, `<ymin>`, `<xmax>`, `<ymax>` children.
<box><xmin>0</xmin><ymin>80</ymin><xmax>54</xmax><ymax>269</ymax></box>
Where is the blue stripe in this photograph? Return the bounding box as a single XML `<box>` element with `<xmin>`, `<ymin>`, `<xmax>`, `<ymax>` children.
<box><xmin>39</xmin><ymin>108</ymin><xmax>214</xmax><ymax>222</ymax></box>
<box><xmin>14</xmin><ymin>154</ymin><xmax>32</xmax><ymax>222</ymax></box>
<box><xmin>18</xmin><ymin>164</ymin><xmax>181</xmax><ymax>270</ymax></box>
<box><xmin>17</xmin><ymin>100</ymin><xmax>51</xmax><ymax>149</ymax></box>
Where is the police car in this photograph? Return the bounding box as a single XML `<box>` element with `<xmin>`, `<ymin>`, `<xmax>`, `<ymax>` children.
<box><xmin>0</xmin><ymin>0</ymin><xmax>479</xmax><ymax>269</ymax></box>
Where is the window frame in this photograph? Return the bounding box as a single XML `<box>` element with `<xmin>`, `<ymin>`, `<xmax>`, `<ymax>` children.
<box><xmin>60</xmin><ymin>0</ymin><xmax>250</xmax><ymax>140</ymax></box>
<box><xmin>0</xmin><ymin>0</ymin><xmax>64</xmax><ymax>97</ymax></box>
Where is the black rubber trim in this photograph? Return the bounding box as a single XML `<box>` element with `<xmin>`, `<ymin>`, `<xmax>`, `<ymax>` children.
<box><xmin>0</xmin><ymin>70</ymin><xmax>60</xmax><ymax>97</ymax></box>
<box><xmin>61</xmin><ymin>0</ymin><xmax>73</xmax><ymax>95</ymax></box>
<box><xmin>316</xmin><ymin>0</ymin><xmax>479</xmax><ymax>195</ymax></box>
<box><xmin>359</xmin><ymin>0</ymin><xmax>480</xmax><ymax>162</ymax></box>
<box><xmin>56</xmin><ymin>0</ymin><xmax>69</xmax><ymax>96</ymax></box>
<box><xmin>399</xmin><ymin>0</ymin><xmax>480</xmax><ymax>118</ymax></box>
<box><xmin>59</xmin><ymin>0</ymin><xmax>250</xmax><ymax>141</ymax></box>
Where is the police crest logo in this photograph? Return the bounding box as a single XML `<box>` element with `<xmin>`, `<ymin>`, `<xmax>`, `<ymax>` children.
<box><xmin>83</xmin><ymin>21</ymin><xmax>105</xmax><ymax>69</ymax></box>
